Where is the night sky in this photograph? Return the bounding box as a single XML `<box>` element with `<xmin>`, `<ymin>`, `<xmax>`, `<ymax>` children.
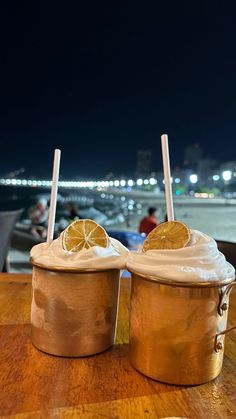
<box><xmin>1</xmin><ymin>1</ymin><xmax>236</xmax><ymax>178</ymax></box>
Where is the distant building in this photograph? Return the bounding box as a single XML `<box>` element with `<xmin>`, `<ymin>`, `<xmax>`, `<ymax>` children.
<box><xmin>172</xmin><ymin>168</ymin><xmax>191</xmax><ymax>189</ymax></box>
<box><xmin>136</xmin><ymin>149</ymin><xmax>153</xmax><ymax>178</ymax></box>
<box><xmin>219</xmin><ymin>161</ymin><xmax>236</xmax><ymax>191</ymax></box>
<box><xmin>197</xmin><ymin>158</ymin><xmax>218</xmax><ymax>187</ymax></box>
<box><xmin>184</xmin><ymin>144</ymin><xmax>203</xmax><ymax>171</ymax></box>
<box><xmin>219</xmin><ymin>161</ymin><xmax>236</xmax><ymax>173</ymax></box>
<box><xmin>105</xmin><ymin>172</ymin><xmax>114</xmax><ymax>180</ymax></box>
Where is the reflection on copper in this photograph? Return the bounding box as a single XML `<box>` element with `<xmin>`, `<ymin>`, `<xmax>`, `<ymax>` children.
<box><xmin>129</xmin><ymin>272</ymin><xmax>235</xmax><ymax>385</ymax></box>
<box><xmin>31</xmin><ymin>263</ymin><xmax>120</xmax><ymax>357</ymax></box>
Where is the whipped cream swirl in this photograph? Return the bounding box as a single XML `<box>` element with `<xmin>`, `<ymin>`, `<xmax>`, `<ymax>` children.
<box><xmin>127</xmin><ymin>229</ymin><xmax>235</xmax><ymax>282</ymax></box>
<box><xmin>31</xmin><ymin>234</ymin><xmax>129</xmax><ymax>270</ymax></box>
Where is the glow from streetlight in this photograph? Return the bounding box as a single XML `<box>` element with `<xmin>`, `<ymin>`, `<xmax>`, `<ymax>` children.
<box><xmin>212</xmin><ymin>175</ymin><xmax>220</xmax><ymax>181</ymax></box>
<box><xmin>149</xmin><ymin>177</ymin><xmax>157</xmax><ymax>185</ymax></box>
<box><xmin>189</xmin><ymin>174</ymin><xmax>198</xmax><ymax>184</ymax></box>
<box><xmin>222</xmin><ymin>170</ymin><xmax>232</xmax><ymax>181</ymax></box>
<box><xmin>163</xmin><ymin>177</ymin><xmax>173</xmax><ymax>184</ymax></box>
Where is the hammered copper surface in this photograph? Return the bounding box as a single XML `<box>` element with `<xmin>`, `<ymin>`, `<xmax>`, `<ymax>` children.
<box><xmin>129</xmin><ymin>273</ymin><xmax>236</xmax><ymax>385</ymax></box>
<box><xmin>31</xmin><ymin>266</ymin><xmax>120</xmax><ymax>357</ymax></box>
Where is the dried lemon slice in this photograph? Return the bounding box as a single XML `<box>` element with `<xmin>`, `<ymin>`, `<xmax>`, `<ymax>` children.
<box><xmin>62</xmin><ymin>219</ymin><xmax>108</xmax><ymax>252</ymax></box>
<box><xmin>143</xmin><ymin>221</ymin><xmax>190</xmax><ymax>251</ymax></box>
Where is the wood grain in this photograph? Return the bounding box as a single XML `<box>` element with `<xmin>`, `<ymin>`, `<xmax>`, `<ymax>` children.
<box><xmin>0</xmin><ymin>273</ymin><xmax>235</xmax><ymax>418</ymax></box>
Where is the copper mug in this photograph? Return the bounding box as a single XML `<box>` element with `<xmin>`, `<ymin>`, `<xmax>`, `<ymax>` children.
<box><xmin>129</xmin><ymin>270</ymin><xmax>236</xmax><ymax>385</ymax></box>
<box><xmin>31</xmin><ymin>260</ymin><xmax>120</xmax><ymax>357</ymax></box>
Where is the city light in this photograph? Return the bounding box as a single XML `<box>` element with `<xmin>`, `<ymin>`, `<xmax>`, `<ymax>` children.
<box><xmin>222</xmin><ymin>170</ymin><xmax>232</xmax><ymax>181</ymax></box>
<box><xmin>162</xmin><ymin>177</ymin><xmax>173</xmax><ymax>184</ymax></box>
<box><xmin>149</xmin><ymin>177</ymin><xmax>157</xmax><ymax>185</ymax></box>
<box><xmin>189</xmin><ymin>174</ymin><xmax>198</xmax><ymax>184</ymax></box>
<box><xmin>194</xmin><ymin>192</ymin><xmax>215</xmax><ymax>198</ymax></box>
<box><xmin>0</xmin><ymin>177</ymin><xmax>130</xmax><ymax>189</ymax></box>
<box><xmin>1</xmin><ymin>169</ymin><xmax>232</xmax><ymax>193</ymax></box>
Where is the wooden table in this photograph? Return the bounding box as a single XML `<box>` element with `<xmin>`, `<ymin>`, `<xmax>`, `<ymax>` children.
<box><xmin>0</xmin><ymin>274</ymin><xmax>236</xmax><ymax>418</ymax></box>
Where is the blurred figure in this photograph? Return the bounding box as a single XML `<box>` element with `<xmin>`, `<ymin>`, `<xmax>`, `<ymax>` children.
<box><xmin>28</xmin><ymin>198</ymin><xmax>49</xmax><ymax>239</ymax></box>
<box><xmin>138</xmin><ymin>207</ymin><xmax>158</xmax><ymax>236</ymax></box>
<box><xmin>57</xmin><ymin>202</ymin><xmax>82</xmax><ymax>235</ymax></box>
<box><xmin>125</xmin><ymin>211</ymin><xmax>131</xmax><ymax>228</ymax></box>
<box><xmin>66</xmin><ymin>201</ymin><xmax>80</xmax><ymax>221</ymax></box>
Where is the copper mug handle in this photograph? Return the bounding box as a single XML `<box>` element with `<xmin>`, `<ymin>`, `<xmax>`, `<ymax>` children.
<box><xmin>215</xmin><ymin>280</ymin><xmax>236</xmax><ymax>352</ymax></box>
<box><xmin>218</xmin><ymin>280</ymin><xmax>236</xmax><ymax>316</ymax></box>
<box><xmin>215</xmin><ymin>325</ymin><xmax>236</xmax><ymax>352</ymax></box>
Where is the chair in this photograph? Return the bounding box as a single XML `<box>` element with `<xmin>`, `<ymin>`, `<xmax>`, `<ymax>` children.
<box><xmin>216</xmin><ymin>240</ymin><xmax>236</xmax><ymax>268</ymax></box>
<box><xmin>0</xmin><ymin>209</ymin><xmax>23</xmax><ymax>272</ymax></box>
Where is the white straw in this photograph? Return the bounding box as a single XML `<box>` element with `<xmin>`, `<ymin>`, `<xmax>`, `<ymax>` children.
<box><xmin>161</xmin><ymin>134</ymin><xmax>174</xmax><ymax>221</ymax></box>
<box><xmin>47</xmin><ymin>149</ymin><xmax>61</xmax><ymax>243</ymax></box>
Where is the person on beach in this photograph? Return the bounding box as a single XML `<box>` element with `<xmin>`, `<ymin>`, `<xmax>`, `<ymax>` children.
<box><xmin>138</xmin><ymin>207</ymin><xmax>158</xmax><ymax>236</ymax></box>
<box><xmin>28</xmin><ymin>198</ymin><xmax>49</xmax><ymax>239</ymax></box>
<box><xmin>66</xmin><ymin>202</ymin><xmax>80</xmax><ymax>221</ymax></box>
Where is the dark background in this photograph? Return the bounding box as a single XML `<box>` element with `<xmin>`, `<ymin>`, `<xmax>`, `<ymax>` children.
<box><xmin>0</xmin><ymin>1</ymin><xmax>236</xmax><ymax>178</ymax></box>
